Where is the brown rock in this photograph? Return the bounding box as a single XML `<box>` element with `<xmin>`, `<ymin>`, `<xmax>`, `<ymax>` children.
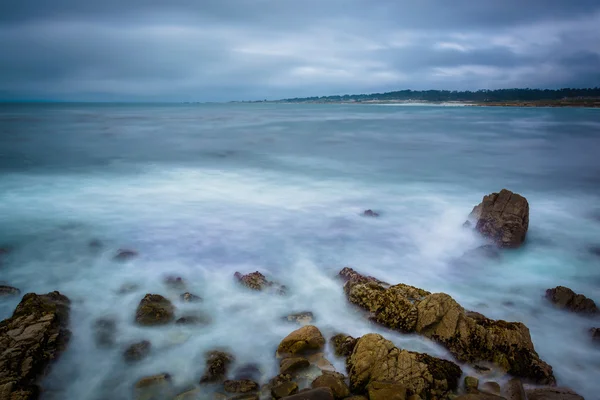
<box><xmin>0</xmin><ymin>291</ymin><xmax>71</xmax><ymax>400</ymax></box>
<box><xmin>114</xmin><ymin>249</ymin><xmax>138</xmax><ymax>261</ymax></box>
<box><xmin>346</xmin><ymin>333</ymin><xmax>461</xmax><ymax>399</ymax></box>
<box><xmin>280</xmin><ymin>357</ymin><xmax>310</xmax><ymax>376</ymax></box>
<box><xmin>306</xmin><ymin>353</ymin><xmax>335</xmax><ymax>372</ymax></box>
<box><xmin>0</xmin><ymin>285</ymin><xmax>20</xmax><ymax>297</ymax></box>
<box><xmin>343</xmin><ymin>396</ymin><xmax>368</xmax><ymax>400</ymax></box>
<box><xmin>277</xmin><ymin>325</ymin><xmax>326</xmax><ymax>357</ymax></box>
<box><xmin>503</xmin><ymin>378</ymin><xmax>526</xmax><ymax>400</ymax></box>
<box><xmin>271</xmin><ymin>381</ymin><xmax>299</xmax><ymax>399</ymax></box>
<box><xmin>367</xmin><ymin>381</ymin><xmax>407</xmax><ymax>400</ymax></box>
<box><xmin>281</xmin><ymin>387</ymin><xmax>334</xmax><ymax>400</ymax></box>
<box><xmin>330</xmin><ymin>334</ymin><xmax>357</xmax><ymax>357</ymax></box>
<box><xmin>464</xmin><ymin>376</ymin><xmax>479</xmax><ymax>393</ymax></box>
<box><xmin>134</xmin><ymin>373</ymin><xmax>173</xmax><ymax>400</ymax></box>
<box><xmin>525</xmin><ymin>387</ymin><xmax>584</xmax><ymax>400</ymax></box>
<box><xmin>455</xmin><ymin>394</ymin><xmax>505</xmax><ymax>400</ymax></box>
<box><xmin>342</xmin><ymin>269</ymin><xmax>555</xmax><ymax>384</ymax></box>
<box><xmin>223</xmin><ymin>379</ymin><xmax>259</xmax><ymax>393</ymax></box>
<box><xmin>180</xmin><ymin>292</ymin><xmax>203</xmax><ymax>302</ymax></box>
<box><xmin>545</xmin><ymin>286</ymin><xmax>598</xmax><ymax>314</ymax></box>
<box><xmin>234</xmin><ymin>271</ymin><xmax>286</xmax><ymax>294</ymax></box>
<box><xmin>466</xmin><ymin>189</ymin><xmax>529</xmax><ymax>248</ymax></box>
<box><xmin>338</xmin><ymin>267</ymin><xmax>388</xmax><ymax>286</ymax></box>
<box><xmin>135</xmin><ymin>294</ymin><xmax>175</xmax><ymax>326</ymax></box>
<box><xmin>173</xmin><ymin>388</ymin><xmax>201</xmax><ymax>400</ymax></box>
<box><xmin>200</xmin><ymin>350</ymin><xmax>234</xmax><ymax>383</ymax></box>
<box><xmin>480</xmin><ymin>382</ymin><xmax>501</xmax><ymax>395</ymax></box>
<box><xmin>311</xmin><ymin>372</ymin><xmax>350</xmax><ymax>399</ymax></box>
<box><xmin>282</xmin><ymin>312</ymin><xmax>314</xmax><ymax>325</ymax></box>
<box><xmin>124</xmin><ymin>340</ymin><xmax>151</xmax><ymax>363</ymax></box>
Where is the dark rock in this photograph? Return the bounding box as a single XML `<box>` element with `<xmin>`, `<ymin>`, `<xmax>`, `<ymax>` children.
<box><xmin>117</xmin><ymin>283</ymin><xmax>139</xmax><ymax>295</ymax></box>
<box><xmin>455</xmin><ymin>394</ymin><xmax>505</xmax><ymax>400</ymax></box>
<box><xmin>199</xmin><ymin>350</ymin><xmax>235</xmax><ymax>383</ymax></box>
<box><xmin>173</xmin><ymin>388</ymin><xmax>201</xmax><ymax>400</ymax></box>
<box><xmin>504</xmin><ymin>378</ymin><xmax>526</xmax><ymax>400</ymax></box>
<box><xmin>0</xmin><ymin>247</ymin><xmax>10</xmax><ymax>256</ymax></box>
<box><xmin>367</xmin><ymin>381</ymin><xmax>406</xmax><ymax>400</ymax></box>
<box><xmin>223</xmin><ymin>379</ymin><xmax>259</xmax><ymax>393</ymax></box>
<box><xmin>281</xmin><ymin>387</ymin><xmax>334</xmax><ymax>400</ymax></box>
<box><xmin>134</xmin><ymin>373</ymin><xmax>173</xmax><ymax>400</ymax></box>
<box><xmin>525</xmin><ymin>387</ymin><xmax>584</xmax><ymax>400</ymax></box>
<box><xmin>338</xmin><ymin>267</ymin><xmax>388</xmax><ymax>286</ymax></box>
<box><xmin>545</xmin><ymin>286</ymin><xmax>598</xmax><ymax>314</ymax></box>
<box><xmin>229</xmin><ymin>395</ymin><xmax>259</xmax><ymax>400</ymax></box>
<box><xmin>176</xmin><ymin>313</ymin><xmax>212</xmax><ymax>326</ymax></box>
<box><xmin>0</xmin><ymin>285</ymin><xmax>20</xmax><ymax>297</ymax></box>
<box><xmin>330</xmin><ymin>333</ymin><xmax>357</xmax><ymax>357</ymax></box>
<box><xmin>464</xmin><ymin>376</ymin><xmax>479</xmax><ymax>393</ymax></box>
<box><xmin>591</xmin><ymin>327</ymin><xmax>600</xmax><ymax>342</ymax></box>
<box><xmin>480</xmin><ymin>381</ymin><xmax>501</xmax><ymax>395</ymax></box>
<box><xmin>234</xmin><ymin>271</ymin><xmax>286</xmax><ymax>294</ymax></box>
<box><xmin>114</xmin><ymin>249</ymin><xmax>138</xmax><ymax>261</ymax></box>
<box><xmin>466</xmin><ymin>189</ymin><xmax>529</xmax><ymax>248</ymax></box>
<box><xmin>0</xmin><ymin>291</ymin><xmax>71</xmax><ymax>399</ymax></box>
<box><xmin>123</xmin><ymin>340</ymin><xmax>151</xmax><ymax>363</ymax></box>
<box><xmin>164</xmin><ymin>276</ymin><xmax>186</xmax><ymax>290</ymax></box>
<box><xmin>93</xmin><ymin>317</ymin><xmax>117</xmax><ymax>347</ymax></box>
<box><xmin>135</xmin><ymin>294</ymin><xmax>175</xmax><ymax>326</ymax></box>
<box><xmin>342</xmin><ymin>268</ymin><xmax>555</xmax><ymax>384</ymax></box>
<box><xmin>362</xmin><ymin>210</ymin><xmax>379</xmax><ymax>218</ymax></box>
<box><xmin>343</xmin><ymin>397</ymin><xmax>368</xmax><ymax>400</ymax></box>
<box><xmin>282</xmin><ymin>311</ymin><xmax>314</xmax><ymax>325</ymax></box>
<box><xmin>347</xmin><ymin>333</ymin><xmax>461</xmax><ymax>399</ymax></box>
<box><xmin>180</xmin><ymin>292</ymin><xmax>203</xmax><ymax>302</ymax></box>
<box><xmin>271</xmin><ymin>381</ymin><xmax>299</xmax><ymax>399</ymax></box>
<box><xmin>233</xmin><ymin>364</ymin><xmax>262</xmax><ymax>381</ymax></box>
<box><xmin>311</xmin><ymin>372</ymin><xmax>350</xmax><ymax>399</ymax></box>
<box><xmin>279</xmin><ymin>357</ymin><xmax>310</xmax><ymax>376</ymax></box>
<box><xmin>277</xmin><ymin>325</ymin><xmax>326</xmax><ymax>357</ymax></box>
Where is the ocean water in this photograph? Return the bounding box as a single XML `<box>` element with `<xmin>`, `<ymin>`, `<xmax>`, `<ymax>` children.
<box><xmin>0</xmin><ymin>103</ymin><xmax>599</xmax><ymax>399</ymax></box>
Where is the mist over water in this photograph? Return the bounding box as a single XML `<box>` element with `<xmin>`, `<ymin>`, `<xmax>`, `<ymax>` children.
<box><xmin>1</xmin><ymin>103</ymin><xmax>599</xmax><ymax>399</ymax></box>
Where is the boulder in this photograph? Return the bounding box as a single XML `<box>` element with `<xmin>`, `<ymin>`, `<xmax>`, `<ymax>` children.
<box><xmin>0</xmin><ymin>292</ymin><xmax>71</xmax><ymax>400</ymax></box>
<box><xmin>503</xmin><ymin>378</ymin><xmax>525</xmax><ymax>400</ymax></box>
<box><xmin>281</xmin><ymin>387</ymin><xmax>334</xmax><ymax>399</ymax></box>
<box><xmin>306</xmin><ymin>353</ymin><xmax>335</xmax><ymax>372</ymax></box>
<box><xmin>93</xmin><ymin>317</ymin><xmax>117</xmax><ymax>347</ymax></box>
<box><xmin>124</xmin><ymin>340</ymin><xmax>151</xmax><ymax>363</ymax></box>
<box><xmin>280</xmin><ymin>357</ymin><xmax>310</xmax><ymax>376</ymax></box>
<box><xmin>311</xmin><ymin>372</ymin><xmax>350</xmax><ymax>399</ymax></box>
<box><xmin>135</xmin><ymin>294</ymin><xmax>175</xmax><ymax>326</ymax></box>
<box><xmin>277</xmin><ymin>325</ymin><xmax>326</xmax><ymax>357</ymax></box>
<box><xmin>329</xmin><ymin>334</ymin><xmax>357</xmax><ymax>357</ymax></box>
<box><xmin>282</xmin><ymin>312</ymin><xmax>314</xmax><ymax>325</ymax></box>
<box><xmin>466</xmin><ymin>189</ymin><xmax>529</xmax><ymax>248</ymax></box>
<box><xmin>199</xmin><ymin>350</ymin><xmax>234</xmax><ymax>383</ymax></box>
<box><xmin>346</xmin><ymin>333</ymin><xmax>461</xmax><ymax>399</ymax></box>
<box><xmin>342</xmin><ymin>269</ymin><xmax>555</xmax><ymax>384</ymax></box>
<box><xmin>362</xmin><ymin>210</ymin><xmax>379</xmax><ymax>217</ymax></box>
<box><xmin>367</xmin><ymin>381</ymin><xmax>407</xmax><ymax>400</ymax></box>
<box><xmin>545</xmin><ymin>286</ymin><xmax>598</xmax><ymax>314</ymax></box>
<box><xmin>344</xmin><ymin>397</ymin><xmax>368</xmax><ymax>400</ymax></box>
<box><xmin>114</xmin><ymin>249</ymin><xmax>138</xmax><ymax>261</ymax></box>
<box><xmin>0</xmin><ymin>285</ymin><xmax>20</xmax><ymax>297</ymax></box>
<box><xmin>271</xmin><ymin>380</ymin><xmax>299</xmax><ymax>399</ymax></box>
<box><xmin>180</xmin><ymin>292</ymin><xmax>203</xmax><ymax>302</ymax></box>
<box><xmin>134</xmin><ymin>373</ymin><xmax>173</xmax><ymax>400</ymax></box>
<box><xmin>464</xmin><ymin>376</ymin><xmax>479</xmax><ymax>393</ymax></box>
<box><xmin>234</xmin><ymin>271</ymin><xmax>286</xmax><ymax>294</ymax></box>
<box><xmin>338</xmin><ymin>267</ymin><xmax>388</xmax><ymax>286</ymax></box>
<box><xmin>164</xmin><ymin>276</ymin><xmax>186</xmax><ymax>290</ymax></box>
<box><xmin>480</xmin><ymin>382</ymin><xmax>501</xmax><ymax>395</ymax></box>
<box><xmin>525</xmin><ymin>387</ymin><xmax>584</xmax><ymax>400</ymax></box>
<box><xmin>223</xmin><ymin>379</ymin><xmax>259</xmax><ymax>393</ymax></box>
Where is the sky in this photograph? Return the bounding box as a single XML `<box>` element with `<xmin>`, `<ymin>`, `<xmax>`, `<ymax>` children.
<box><xmin>0</xmin><ymin>0</ymin><xmax>599</xmax><ymax>102</ymax></box>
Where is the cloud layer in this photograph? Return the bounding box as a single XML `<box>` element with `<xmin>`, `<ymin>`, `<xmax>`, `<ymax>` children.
<box><xmin>1</xmin><ymin>0</ymin><xmax>599</xmax><ymax>101</ymax></box>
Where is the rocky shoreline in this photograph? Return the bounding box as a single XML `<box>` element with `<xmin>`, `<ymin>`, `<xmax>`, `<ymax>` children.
<box><xmin>0</xmin><ymin>189</ymin><xmax>597</xmax><ymax>400</ymax></box>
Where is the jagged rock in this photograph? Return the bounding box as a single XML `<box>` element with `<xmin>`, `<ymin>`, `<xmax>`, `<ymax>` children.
<box><xmin>0</xmin><ymin>285</ymin><xmax>20</xmax><ymax>297</ymax></box>
<box><xmin>176</xmin><ymin>313</ymin><xmax>212</xmax><ymax>326</ymax></box>
<box><xmin>180</xmin><ymin>292</ymin><xmax>203</xmax><ymax>302</ymax></box>
<box><xmin>224</xmin><ymin>379</ymin><xmax>259</xmax><ymax>393</ymax></box>
<box><xmin>311</xmin><ymin>372</ymin><xmax>350</xmax><ymax>399</ymax></box>
<box><xmin>282</xmin><ymin>311</ymin><xmax>314</xmax><ymax>325</ymax></box>
<box><xmin>234</xmin><ymin>271</ymin><xmax>286</xmax><ymax>294</ymax></box>
<box><xmin>362</xmin><ymin>210</ymin><xmax>379</xmax><ymax>217</ymax></box>
<box><xmin>330</xmin><ymin>333</ymin><xmax>357</xmax><ymax>357</ymax></box>
<box><xmin>281</xmin><ymin>387</ymin><xmax>334</xmax><ymax>399</ymax></box>
<box><xmin>271</xmin><ymin>380</ymin><xmax>298</xmax><ymax>399</ymax></box>
<box><xmin>280</xmin><ymin>357</ymin><xmax>310</xmax><ymax>376</ymax></box>
<box><xmin>338</xmin><ymin>267</ymin><xmax>388</xmax><ymax>285</ymax></box>
<box><xmin>525</xmin><ymin>387</ymin><xmax>584</xmax><ymax>400</ymax></box>
<box><xmin>134</xmin><ymin>373</ymin><xmax>173</xmax><ymax>400</ymax></box>
<box><xmin>277</xmin><ymin>325</ymin><xmax>326</xmax><ymax>357</ymax></box>
<box><xmin>480</xmin><ymin>382</ymin><xmax>501</xmax><ymax>395</ymax></box>
<box><xmin>164</xmin><ymin>276</ymin><xmax>186</xmax><ymax>290</ymax></box>
<box><xmin>342</xmin><ymin>269</ymin><xmax>555</xmax><ymax>384</ymax></box>
<box><xmin>0</xmin><ymin>291</ymin><xmax>71</xmax><ymax>400</ymax></box>
<box><xmin>199</xmin><ymin>350</ymin><xmax>234</xmax><ymax>383</ymax></box>
<box><xmin>466</xmin><ymin>189</ymin><xmax>529</xmax><ymax>248</ymax></box>
<box><xmin>347</xmin><ymin>333</ymin><xmax>461</xmax><ymax>399</ymax></box>
<box><xmin>135</xmin><ymin>294</ymin><xmax>175</xmax><ymax>326</ymax></box>
<box><xmin>114</xmin><ymin>249</ymin><xmax>138</xmax><ymax>261</ymax></box>
<box><xmin>367</xmin><ymin>381</ymin><xmax>407</xmax><ymax>400</ymax></box>
<box><xmin>464</xmin><ymin>376</ymin><xmax>479</xmax><ymax>393</ymax></box>
<box><xmin>545</xmin><ymin>286</ymin><xmax>598</xmax><ymax>314</ymax></box>
<box><xmin>124</xmin><ymin>340</ymin><xmax>151</xmax><ymax>363</ymax></box>
<box><xmin>93</xmin><ymin>317</ymin><xmax>117</xmax><ymax>347</ymax></box>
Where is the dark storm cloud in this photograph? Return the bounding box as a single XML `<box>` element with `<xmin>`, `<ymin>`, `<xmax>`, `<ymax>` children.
<box><xmin>0</xmin><ymin>0</ymin><xmax>599</xmax><ymax>101</ymax></box>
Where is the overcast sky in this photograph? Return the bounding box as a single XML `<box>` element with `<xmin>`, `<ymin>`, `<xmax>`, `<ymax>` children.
<box><xmin>1</xmin><ymin>0</ymin><xmax>599</xmax><ymax>102</ymax></box>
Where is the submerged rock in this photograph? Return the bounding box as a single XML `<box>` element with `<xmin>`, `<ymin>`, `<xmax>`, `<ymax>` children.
<box><xmin>525</xmin><ymin>387</ymin><xmax>584</xmax><ymax>400</ymax></box>
<box><xmin>176</xmin><ymin>313</ymin><xmax>212</xmax><ymax>326</ymax></box>
<box><xmin>466</xmin><ymin>189</ymin><xmax>529</xmax><ymax>248</ymax></box>
<box><xmin>459</xmin><ymin>245</ymin><xmax>501</xmax><ymax>262</ymax></box>
<box><xmin>93</xmin><ymin>317</ymin><xmax>117</xmax><ymax>347</ymax></box>
<box><xmin>282</xmin><ymin>311</ymin><xmax>314</xmax><ymax>325</ymax></box>
<box><xmin>342</xmin><ymin>268</ymin><xmax>555</xmax><ymax>384</ymax></box>
<box><xmin>135</xmin><ymin>294</ymin><xmax>175</xmax><ymax>326</ymax></box>
<box><xmin>234</xmin><ymin>271</ymin><xmax>286</xmax><ymax>294</ymax></box>
<box><xmin>545</xmin><ymin>286</ymin><xmax>598</xmax><ymax>314</ymax></box>
<box><xmin>591</xmin><ymin>327</ymin><xmax>600</xmax><ymax>342</ymax></box>
<box><xmin>0</xmin><ymin>285</ymin><xmax>20</xmax><ymax>297</ymax></box>
<box><xmin>114</xmin><ymin>249</ymin><xmax>138</xmax><ymax>261</ymax></box>
<box><xmin>89</xmin><ymin>239</ymin><xmax>103</xmax><ymax>249</ymax></box>
<box><xmin>164</xmin><ymin>275</ymin><xmax>186</xmax><ymax>290</ymax></box>
<box><xmin>0</xmin><ymin>291</ymin><xmax>71</xmax><ymax>399</ymax></box>
<box><xmin>277</xmin><ymin>325</ymin><xmax>326</xmax><ymax>357</ymax></box>
<box><xmin>347</xmin><ymin>333</ymin><xmax>461</xmax><ymax>399</ymax></box>
<box><xmin>199</xmin><ymin>350</ymin><xmax>235</xmax><ymax>384</ymax></box>
<box><xmin>124</xmin><ymin>340</ymin><xmax>151</xmax><ymax>363</ymax></box>
<box><xmin>134</xmin><ymin>373</ymin><xmax>173</xmax><ymax>400</ymax></box>
<box><xmin>362</xmin><ymin>209</ymin><xmax>380</xmax><ymax>217</ymax></box>
<box><xmin>234</xmin><ymin>364</ymin><xmax>263</xmax><ymax>382</ymax></box>
<box><xmin>330</xmin><ymin>333</ymin><xmax>357</xmax><ymax>357</ymax></box>
<box><xmin>117</xmin><ymin>283</ymin><xmax>140</xmax><ymax>295</ymax></box>
<box><xmin>480</xmin><ymin>381</ymin><xmax>501</xmax><ymax>395</ymax></box>
<box><xmin>180</xmin><ymin>292</ymin><xmax>203</xmax><ymax>302</ymax></box>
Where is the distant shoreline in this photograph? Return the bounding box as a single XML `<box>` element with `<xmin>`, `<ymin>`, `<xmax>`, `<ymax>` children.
<box><xmin>258</xmin><ymin>99</ymin><xmax>600</xmax><ymax>108</ymax></box>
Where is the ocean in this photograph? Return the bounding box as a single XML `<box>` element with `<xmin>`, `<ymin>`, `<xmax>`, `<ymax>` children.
<box><xmin>1</xmin><ymin>103</ymin><xmax>599</xmax><ymax>399</ymax></box>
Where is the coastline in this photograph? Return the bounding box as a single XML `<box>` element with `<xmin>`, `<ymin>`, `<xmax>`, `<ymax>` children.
<box><xmin>257</xmin><ymin>99</ymin><xmax>600</xmax><ymax>108</ymax></box>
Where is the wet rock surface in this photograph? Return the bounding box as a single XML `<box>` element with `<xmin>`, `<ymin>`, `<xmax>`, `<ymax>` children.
<box><xmin>135</xmin><ymin>294</ymin><xmax>175</xmax><ymax>326</ymax></box>
<box><xmin>367</xmin><ymin>381</ymin><xmax>407</xmax><ymax>400</ymax></box>
<box><xmin>134</xmin><ymin>373</ymin><xmax>173</xmax><ymax>400</ymax></box>
<box><xmin>0</xmin><ymin>291</ymin><xmax>71</xmax><ymax>400</ymax></box>
<box><xmin>93</xmin><ymin>317</ymin><xmax>117</xmax><ymax>347</ymax></box>
<box><xmin>234</xmin><ymin>271</ymin><xmax>286</xmax><ymax>294</ymax></box>
<box><xmin>545</xmin><ymin>286</ymin><xmax>598</xmax><ymax>314</ymax></box>
<box><xmin>199</xmin><ymin>350</ymin><xmax>234</xmax><ymax>383</ymax></box>
<box><xmin>123</xmin><ymin>340</ymin><xmax>151</xmax><ymax>363</ymax></box>
<box><xmin>466</xmin><ymin>189</ymin><xmax>529</xmax><ymax>248</ymax></box>
<box><xmin>342</xmin><ymin>268</ymin><xmax>555</xmax><ymax>384</ymax></box>
<box><xmin>223</xmin><ymin>379</ymin><xmax>259</xmax><ymax>393</ymax></box>
<box><xmin>175</xmin><ymin>313</ymin><xmax>212</xmax><ymax>326</ymax></box>
<box><xmin>282</xmin><ymin>311</ymin><xmax>314</xmax><ymax>325</ymax></box>
<box><xmin>0</xmin><ymin>285</ymin><xmax>20</xmax><ymax>297</ymax></box>
<box><xmin>311</xmin><ymin>372</ymin><xmax>350</xmax><ymax>399</ymax></box>
<box><xmin>525</xmin><ymin>387</ymin><xmax>584</xmax><ymax>400</ymax></box>
<box><xmin>180</xmin><ymin>292</ymin><xmax>203</xmax><ymax>302</ymax></box>
<box><xmin>280</xmin><ymin>357</ymin><xmax>310</xmax><ymax>376</ymax></box>
<box><xmin>329</xmin><ymin>333</ymin><xmax>357</xmax><ymax>357</ymax></box>
<box><xmin>277</xmin><ymin>325</ymin><xmax>326</xmax><ymax>357</ymax></box>
<box><xmin>271</xmin><ymin>380</ymin><xmax>299</xmax><ymax>399</ymax></box>
<box><xmin>281</xmin><ymin>387</ymin><xmax>334</xmax><ymax>399</ymax></box>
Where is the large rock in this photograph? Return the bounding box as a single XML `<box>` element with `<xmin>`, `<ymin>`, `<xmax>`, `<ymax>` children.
<box><xmin>311</xmin><ymin>372</ymin><xmax>350</xmax><ymax>399</ymax></box>
<box><xmin>591</xmin><ymin>327</ymin><xmax>600</xmax><ymax>342</ymax></box>
<box><xmin>466</xmin><ymin>189</ymin><xmax>529</xmax><ymax>248</ymax></box>
<box><xmin>199</xmin><ymin>350</ymin><xmax>234</xmax><ymax>383</ymax></box>
<box><xmin>223</xmin><ymin>379</ymin><xmax>259</xmax><ymax>393</ymax></box>
<box><xmin>329</xmin><ymin>333</ymin><xmax>357</xmax><ymax>357</ymax></box>
<box><xmin>0</xmin><ymin>291</ymin><xmax>71</xmax><ymax>400</ymax></box>
<box><xmin>277</xmin><ymin>326</ymin><xmax>326</xmax><ymax>357</ymax></box>
<box><xmin>367</xmin><ymin>381</ymin><xmax>407</xmax><ymax>400</ymax></box>
<box><xmin>525</xmin><ymin>387</ymin><xmax>584</xmax><ymax>400</ymax></box>
<box><xmin>280</xmin><ymin>357</ymin><xmax>310</xmax><ymax>376</ymax></box>
<box><xmin>234</xmin><ymin>271</ymin><xmax>286</xmax><ymax>294</ymax></box>
<box><xmin>281</xmin><ymin>387</ymin><xmax>334</xmax><ymax>399</ymax></box>
<box><xmin>134</xmin><ymin>373</ymin><xmax>173</xmax><ymax>400</ymax></box>
<box><xmin>135</xmin><ymin>294</ymin><xmax>175</xmax><ymax>326</ymax></box>
<box><xmin>545</xmin><ymin>286</ymin><xmax>598</xmax><ymax>314</ymax></box>
<box><xmin>123</xmin><ymin>340</ymin><xmax>151</xmax><ymax>363</ymax></box>
<box><xmin>0</xmin><ymin>285</ymin><xmax>20</xmax><ymax>297</ymax></box>
<box><xmin>346</xmin><ymin>333</ymin><xmax>461</xmax><ymax>399</ymax></box>
<box><xmin>342</xmin><ymin>268</ymin><xmax>555</xmax><ymax>384</ymax></box>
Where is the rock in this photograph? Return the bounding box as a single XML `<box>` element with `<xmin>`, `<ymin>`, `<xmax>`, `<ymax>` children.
<box><xmin>164</xmin><ymin>276</ymin><xmax>186</xmax><ymax>290</ymax></box>
<box><xmin>234</xmin><ymin>271</ymin><xmax>286</xmax><ymax>294</ymax></box>
<box><xmin>134</xmin><ymin>373</ymin><xmax>173</xmax><ymax>400</ymax></box>
<box><xmin>311</xmin><ymin>372</ymin><xmax>350</xmax><ymax>399</ymax></box>
<box><xmin>306</xmin><ymin>353</ymin><xmax>335</xmax><ymax>372</ymax></box>
<box><xmin>460</xmin><ymin>245</ymin><xmax>501</xmax><ymax>262</ymax></box>
<box><xmin>330</xmin><ymin>334</ymin><xmax>357</xmax><ymax>357</ymax></box>
<box><xmin>271</xmin><ymin>380</ymin><xmax>299</xmax><ymax>399</ymax></box>
<box><xmin>466</xmin><ymin>189</ymin><xmax>529</xmax><ymax>248</ymax></box>
<box><xmin>503</xmin><ymin>378</ymin><xmax>525</xmax><ymax>400</ymax></box>
<box><xmin>173</xmin><ymin>388</ymin><xmax>201</xmax><ymax>400</ymax></box>
<box><xmin>455</xmin><ymin>394</ymin><xmax>505</xmax><ymax>400</ymax></box>
<box><xmin>362</xmin><ymin>210</ymin><xmax>379</xmax><ymax>217</ymax></box>
<box><xmin>176</xmin><ymin>313</ymin><xmax>212</xmax><ymax>326</ymax></box>
<box><xmin>117</xmin><ymin>283</ymin><xmax>140</xmax><ymax>294</ymax></box>
<box><xmin>181</xmin><ymin>292</ymin><xmax>203</xmax><ymax>302</ymax></box>
<box><xmin>591</xmin><ymin>327</ymin><xmax>600</xmax><ymax>342</ymax></box>
<box><xmin>0</xmin><ymin>291</ymin><xmax>71</xmax><ymax>400</ymax></box>
<box><xmin>545</xmin><ymin>286</ymin><xmax>598</xmax><ymax>314</ymax></box>
<box><xmin>338</xmin><ymin>267</ymin><xmax>388</xmax><ymax>286</ymax></box>
<box><xmin>367</xmin><ymin>381</ymin><xmax>407</xmax><ymax>400</ymax></box>
<box><xmin>343</xmin><ymin>396</ymin><xmax>368</xmax><ymax>400</ymax></box>
<box><xmin>228</xmin><ymin>395</ymin><xmax>259</xmax><ymax>400</ymax></box>
<box><xmin>224</xmin><ymin>379</ymin><xmax>259</xmax><ymax>393</ymax></box>
<box><xmin>200</xmin><ymin>350</ymin><xmax>235</xmax><ymax>383</ymax></box>
<box><xmin>342</xmin><ymin>269</ymin><xmax>555</xmax><ymax>384</ymax></box>
<box><xmin>281</xmin><ymin>387</ymin><xmax>334</xmax><ymax>399</ymax></box>
<box><xmin>280</xmin><ymin>357</ymin><xmax>310</xmax><ymax>376</ymax></box>
<box><xmin>234</xmin><ymin>364</ymin><xmax>262</xmax><ymax>381</ymax></box>
<box><xmin>282</xmin><ymin>311</ymin><xmax>314</xmax><ymax>325</ymax></box>
<box><xmin>480</xmin><ymin>382</ymin><xmax>501</xmax><ymax>395</ymax></box>
<box><xmin>277</xmin><ymin>325</ymin><xmax>326</xmax><ymax>357</ymax></box>
<box><xmin>93</xmin><ymin>317</ymin><xmax>117</xmax><ymax>347</ymax></box>
<box><xmin>0</xmin><ymin>285</ymin><xmax>20</xmax><ymax>297</ymax></box>
<box><xmin>135</xmin><ymin>294</ymin><xmax>175</xmax><ymax>326</ymax></box>
<box><xmin>124</xmin><ymin>340</ymin><xmax>151</xmax><ymax>363</ymax></box>
<box><xmin>525</xmin><ymin>387</ymin><xmax>584</xmax><ymax>400</ymax></box>
<box><xmin>114</xmin><ymin>249</ymin><xmax>138</xmax><ymax>261</ymax></box>
<box><xmin>346</xmin><ymin>333</ymin><xmax>461</xmax><ymax>399</ymax></box>
<box><xmin>464</xmin><ymin>376</ymin><xmax>479</xmax><ymax>393</ymax></box>
<box><xmin>89</xmin><ymin>239</ymin><xmax>103</xmax><ymax>249</ymax></box>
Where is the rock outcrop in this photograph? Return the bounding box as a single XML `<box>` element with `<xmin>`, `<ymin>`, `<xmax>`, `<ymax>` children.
<box><xmin>342</xmin><ymin>268</ymin><xmax>555</xmax><ymax>384</ymax></box>
<box><xmin>329</xmin><ymin>333</ymin><xmax>357</xmax><ymax>357</ymax></box>
<box><xmin>180</xmin><ymin>292</ymin><xmax>202</xmax><ymax>302</ymax></box>
<box><xmin>347</xmin><ymin>333</ymin><xmax>461</xmax><ymax>399</ymax></box>
<box><xmin>525</xmin><ymin>387</ymin><xmax>584</xmax><ymax>400</ymax></box>
<box><xmin>466</xmin><ymin>189</ymin><xmax>529</xmax><ymax>248</ymax></box>
<box><xmin>234</xmin><ymin>271</ymin><xmax>286</xmax><ymax>294</ymax></box>
<box><xmin>0</xmin><ymin>286</ymin><xmax>20</xmax><ymax>297</ymax></box>
<box><xmin>277</xmin><ymin>326</ymin><xmax>326</xmax><ymax>357</ymax></box>
<box><xmin>199</xmin><ymin>350</ymin><xmax>234</xmax><ymax>383</ymax></box>
<box><xmin>282</xmin><ymin>312</ymin><xmax>314</xmax><ymax>325</ymax></box>
<box><xmin>135</xmin><ymin>294</ymin><xmax>175</xmax><ymax>326</ymax></box>
<box><xmin>0</xmin><ymin>291</ymin><xmax>71</xmax><ymax>399</ymax></box>
<box><xmin>545</xmin><ymin>286</ymin><xmax>598</xmax><ymax>314</ymax></box>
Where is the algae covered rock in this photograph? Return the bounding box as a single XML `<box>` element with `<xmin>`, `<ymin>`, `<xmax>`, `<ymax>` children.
<box><xmin>223</xmin><ymin>379</ymin><xmax>259</xmax><ymax>393</ymax></box>
<box><xmin>135</xmin><ymin>294</ymin><xmax>175</xmax><ymax>326</ymax></box>
<box><xmin>234</xmin><ymin>271</ymin><xmax>286</xmax><ymax>294</ymax></box>
<box><xmin>124</xmin><ymin>340</ymin><xmax>151</xmax><ymax>363</ymax></box>
<box><xmin>199</xmin><ymin>350</ymin><xmax>235</xmax><ymax>383</ymax></box>
<box><xmin>545</xmin><ymin>286</ymin><xmax>598</xmax><ymax>314</ymax></box>
<box><xmin>330</xmin><ymin>333</ymin><xmax>357</xmax><ymax>357</ymax></box>
<box><xmin>134</xmin><ymin>373</ymin><xmax>173</xmax><ymax>400</ymax></box>
<box><xmin>277</xmin><ymin>325</ymin><xmax>326</xmax><ymax>357</ymax></box>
